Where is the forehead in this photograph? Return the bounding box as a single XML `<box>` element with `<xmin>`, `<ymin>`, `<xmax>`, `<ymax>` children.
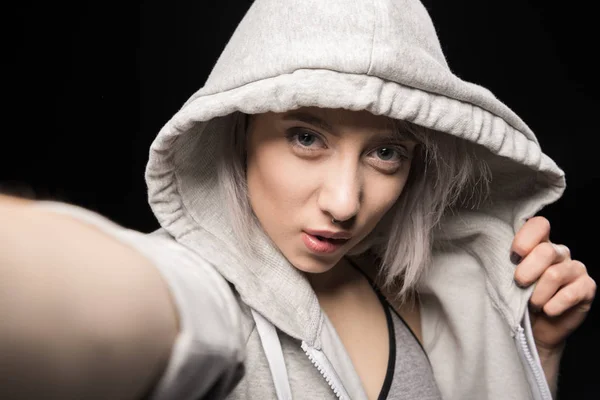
<box><xmin>280</xmin><ymin>107</ymin><xmax>396</xmax><ymax>133</ymax></box>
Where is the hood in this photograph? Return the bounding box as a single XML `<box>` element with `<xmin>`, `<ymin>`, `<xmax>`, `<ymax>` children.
<box><xmin>144</xmin><ymin>0</ymin><xmax>565</xmax><ymax>343</ymax></box>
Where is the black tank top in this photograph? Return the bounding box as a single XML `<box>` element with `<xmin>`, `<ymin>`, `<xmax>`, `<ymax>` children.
<box><xmin>346</xmin><ymin>258</ymin><xmax>442</xmax><ymax>400</ymax></box>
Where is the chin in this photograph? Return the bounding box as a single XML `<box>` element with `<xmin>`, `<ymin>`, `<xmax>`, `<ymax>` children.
<box><xmin>289</xmin><ymin>252</ymin><xmax>340</xmax><ymax>274</ymax></box>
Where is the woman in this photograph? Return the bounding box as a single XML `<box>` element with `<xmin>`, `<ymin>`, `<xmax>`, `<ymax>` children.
<box><xmin>0</xmin><ymin>0</ymin><xmax>595</xmax><ymax>399</ymax></box>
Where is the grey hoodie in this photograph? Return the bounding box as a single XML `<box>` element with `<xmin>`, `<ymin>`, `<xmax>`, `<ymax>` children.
<box><xmin>41</xmin><ymin>0</ymin><xmax>565</xmax><ymax>399</ymax></box>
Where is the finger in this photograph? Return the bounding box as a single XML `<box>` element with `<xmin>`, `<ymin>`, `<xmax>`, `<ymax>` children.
<box><xmin>529</xmin><ymin>260</ymin><xmax>587</xmax><ymax>311</ymax></box>
<box><xmin>514</xmin><ymin>242</ymin><xmax>570</xmax><ymax>287</ymax></box>
<box><xmin>511</xmin><ymin>216</ymin><xmax>551</xmax><ymax>264</ymax></box>
<box><xmin>553</xmin><ymin>244</ymin><xmax>571</xmax><ymax>261</ymax></box>
<box><xmin>543</xmin><ymin>274</ymin><xmax>596</xmax><ymax>317</ymax></box>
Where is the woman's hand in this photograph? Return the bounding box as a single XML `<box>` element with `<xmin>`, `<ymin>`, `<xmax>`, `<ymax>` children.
<box><xmin>511</xmin><ymin>216</ymin><xmax>596</xmax><ymax>394</ymax></box>
<box><xmin>512</xmin><ymin>216</ymin><xmax>595</xmax><ymax>350</ymax></box>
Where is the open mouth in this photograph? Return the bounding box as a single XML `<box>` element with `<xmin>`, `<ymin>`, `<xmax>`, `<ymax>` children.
<box><xmin>314</xmin><ymin>235</ymin><xmax>349</xmax><ymax>245</ymax></box>
<box><xmin>302</xmin><ymin>231</ymin><xmax>351</xmax><ymax>254</ymax></box>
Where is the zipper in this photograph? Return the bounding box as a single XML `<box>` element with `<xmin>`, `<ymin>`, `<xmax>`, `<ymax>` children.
<box><xmin>301</xmin><ymin>341</ymin><xmax>347</xmax><ymax>399</ymax></box>
<box><xmin>516</xmin><ymin>326</ymin><xmax>553</xmax><ymax>400</ymax></box>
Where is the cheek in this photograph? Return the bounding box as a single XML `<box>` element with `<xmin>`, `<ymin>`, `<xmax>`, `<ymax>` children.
<box><xmin>246</xmin><ymin>144</ymin><xmax>316</xmax><ymax>221</ymax></box>
<box><xmin>363</xmin><ymin>171</ymin><xmax>410</xmax><ymax>222</ymax></box>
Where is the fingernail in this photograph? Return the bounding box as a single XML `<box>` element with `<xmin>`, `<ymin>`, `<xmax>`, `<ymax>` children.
<box><xmin>529</xmin><ymin>304</ymin><xmax>542</xmax><ymax>313</ymax></box>
<box><xmin>510</xmin><ymin>252</ymin><xmax>523</xmax><ymax>265</ymax></box>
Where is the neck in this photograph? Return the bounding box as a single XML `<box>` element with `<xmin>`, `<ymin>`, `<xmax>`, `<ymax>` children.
<box><xmin>305</xmin><ymin>257</ymin><xmax>361</xmax><ymax>295</ymax></box>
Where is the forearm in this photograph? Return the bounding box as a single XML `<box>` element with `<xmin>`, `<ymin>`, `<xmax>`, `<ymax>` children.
<box><xmin>0</xmin><ymin>197</ymin><xmax>178</xmax><ymax>399</ymax></box>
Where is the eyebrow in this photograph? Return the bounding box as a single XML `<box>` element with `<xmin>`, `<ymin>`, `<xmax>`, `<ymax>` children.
<box><xmin>282</xmin><ymin>111</ymin><xmax>336</xmax><ymax>134</ymax></box>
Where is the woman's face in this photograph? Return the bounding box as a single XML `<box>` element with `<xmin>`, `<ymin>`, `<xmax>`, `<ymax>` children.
<box><xmin>246</xmin><ymin>107</ymin><xmax>416</xmax><ymax>274</ymax></box>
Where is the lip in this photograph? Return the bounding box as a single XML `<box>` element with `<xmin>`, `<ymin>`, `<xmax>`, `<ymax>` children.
<box><xmin>304</xmin><ymin>229</ymin><xmax>352</xmax><ymax>240</ymax></box>
<box><xmin>301</xmin><ymin>231</ymin><xmax>351</xmax><ymax>254</ymax></box>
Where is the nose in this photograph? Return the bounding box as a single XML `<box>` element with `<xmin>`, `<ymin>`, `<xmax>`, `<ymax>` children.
<box><xmin>317</xmin><ymin>160</ymin><xmax>362</xmax><ymax>224</ymax></box>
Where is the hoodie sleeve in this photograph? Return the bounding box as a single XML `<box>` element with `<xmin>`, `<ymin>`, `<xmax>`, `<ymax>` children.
<box><xmin>32</xmin><ymin>201</ymin><xmax>246</xmax><ymax>400</ymax></box>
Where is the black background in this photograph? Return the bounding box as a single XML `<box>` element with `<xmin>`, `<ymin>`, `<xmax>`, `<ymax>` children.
<box><xmin>4</xmin><ymin>0</ymin><xmax>599</xmax><ymax>398</ymax></box>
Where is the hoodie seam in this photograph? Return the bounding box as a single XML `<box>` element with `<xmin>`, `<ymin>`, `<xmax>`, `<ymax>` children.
<box><xmin>313</xmin><ymin>313</ymin><xmax>326</xmax><ymax>350</ymax></box>
<box><xmin>366</xmin><ymin>0</ymin><xmax>377</xmax><ymax>75</ymax></box>
<box><xmin>246</xmin><ymin>324</ymin><xmax>257</xmax><ymax>346</ymax></box>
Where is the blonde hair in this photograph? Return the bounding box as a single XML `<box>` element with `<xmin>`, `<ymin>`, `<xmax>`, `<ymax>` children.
<box><xmin>216</xmin><ymin>111</ymin><xmax>491</xmax><ymax>299</ymax></box>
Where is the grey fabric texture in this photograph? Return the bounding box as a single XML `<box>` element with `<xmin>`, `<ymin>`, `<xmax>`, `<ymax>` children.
<box><xmin>386</xmin><ymin>308</ymin><xmax>442</xmax><ymax>400</ymax></box>
<box><xmin>39</xmin><ymin>0</ymin><xmax>566</xmax><ymax>398</ymax></box>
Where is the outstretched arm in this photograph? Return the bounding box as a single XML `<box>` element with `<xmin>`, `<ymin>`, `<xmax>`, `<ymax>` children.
<box><xmin>0</xmin><ymin>195</ymin><xmax>179</xmax><ymax>399</ymax></box>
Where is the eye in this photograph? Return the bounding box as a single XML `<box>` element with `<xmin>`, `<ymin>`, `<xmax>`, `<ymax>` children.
<box><xmin>375</xmin><ymin>147</ymin><xmax>398</xmax><ymax>161</ymax></box>
<box><xmin>369</xmin><ymin>146</ymin><xmax>406</xmax><ymax>162</ymax></box>
<box><xmin>297</xmin><ymin>131</ymin><xmax>317</xmax><ymax>147</ymax></box>
<box><xmin>286</xmin><ymin>128</ymin><xmax>327</xmax><ymax>150</ymax></box>
<box><xmin>366</xmin><ymin>145</ymin><xmax>409</xmax><ymax>173</ymax></box>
